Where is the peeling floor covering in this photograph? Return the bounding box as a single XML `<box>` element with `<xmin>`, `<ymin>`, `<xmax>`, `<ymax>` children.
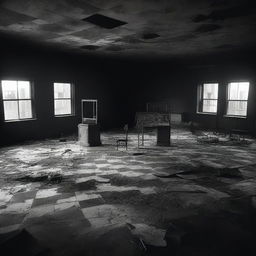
<box><xmin>0</xmin><ymin>128</ymin><xmax>256</xmax><ymax>256</ymax></box>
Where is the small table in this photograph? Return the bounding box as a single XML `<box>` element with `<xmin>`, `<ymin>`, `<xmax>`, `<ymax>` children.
<box><xmin>230</xmin><ymin>129</ymin><xmax>248</xmax><ymax>141</ymax></box>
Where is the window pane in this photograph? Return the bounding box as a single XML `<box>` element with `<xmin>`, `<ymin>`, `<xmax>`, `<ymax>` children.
<box><xmin>2</xmin><ymin>80</ymin><xmax>17</xmax><ymax>99</ymax></box>
<box><xmin>227</xmin><ymin>101</ymin><xmax>247</xmax><ymax>116</ymax></box>
<box><xmin>54</xmin><ymin>99</ymin><xmax>71</xmax><ymax>115</ymax></box>
<box><xmin>18</xmin><ymin>81</ymin><xmax>31</xmax><ymax>99</ymax></box>
<box><xmin>203</xmin><ymin>83</ymin><xmax>218</xmax><ymax>99</ymax></box>
<box><xmin>54</xmin><ymin>83</ymin><xmax>71</xmax><ymax>99</ymax></box>
<box><xmin>19</xmin><ymin>100</ymin><xmax>32</xmax><ymax>119</ymax></box>
<box><xmin>3</xmin><ymin>101</ymin><xmax>19</xmax><ymax>120</ymax></box>
<box><xmin>202</xmin><ymin>99</ymin><xmax>217</xmax><ymax>113</ymax></box>
<box><xmin>228</xmin><ymin>82</ymin><xmax>249</xmax><ymax>100</ymax></box>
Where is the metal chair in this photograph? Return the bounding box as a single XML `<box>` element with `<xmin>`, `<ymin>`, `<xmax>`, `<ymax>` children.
<box><xmin>116</xmin><ymin>124</ymin><xmax>129</xmax><ymax>150</ymax></box>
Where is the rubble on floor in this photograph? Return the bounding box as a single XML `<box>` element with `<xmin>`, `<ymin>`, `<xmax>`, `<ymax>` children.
<box><xmin>197</xmin><ymin>132</ymin><xmax>253</xmax><ymax>145</ymax></box>
<box><xmin>16</xmin><ymin>172</ymin><xmax>63</xmax><ymax>184</ymax></box>
<box><xmin>154</xmin><ymin>165</ymin><xmax>243</xmax><ymax>180</ymax></box>
<box><xmin>0</xmin><ymin>127</ymin><xmax>256</xmax><ymax>256</ymax></box>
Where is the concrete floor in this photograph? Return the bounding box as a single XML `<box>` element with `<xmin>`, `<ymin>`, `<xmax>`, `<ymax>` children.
<box><xmin>0</xmin><ymin>127</ymin><xmax>256</xmax><ymax>256</ymax></box>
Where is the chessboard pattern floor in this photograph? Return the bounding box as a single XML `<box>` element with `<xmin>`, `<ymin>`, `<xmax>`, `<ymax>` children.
<box><xmin>0</xmin><ymin>128</ymin><xmax>256</xmax><ymax>255</ymax></box>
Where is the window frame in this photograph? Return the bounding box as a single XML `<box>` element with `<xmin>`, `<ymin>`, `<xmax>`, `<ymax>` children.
<box><xmin>53</xmin><ymin>82</ymin><xmax>75</xmax><ymax>117</ymax></box>
<box><xmin>225</xmin><ymin>81</ymin><xmax>250</xmax><ymax>118</ymax></box>
<box><xmin>197</xmin><ymin>82</ymin><xmax>219</xmax><ymax>115</ymax></box>
<box><xmin>1</xmin><ymin>80</ymin><xmax>35</xmax><ymax>122</ymax></box>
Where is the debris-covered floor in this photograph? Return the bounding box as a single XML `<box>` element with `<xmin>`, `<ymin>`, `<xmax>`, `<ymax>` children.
<box><xmin>0</xmin><ymin>127</ymin><xmax>256</xmax><ymax>256</ymax></box>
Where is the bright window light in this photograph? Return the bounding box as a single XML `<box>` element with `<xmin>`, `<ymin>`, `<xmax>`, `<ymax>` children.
<box><xmin>54</xmin><ymin>83</ymin><xmax>73</xmax><ymax>116</ymax></box>
<box><xmin>199</xmin><ymin>83</ymin><xmax>219</xmax><ymax>113</ymax></box>
<box><xmin>227</xmin><ymin>82</ymin><xmax>249</xmax><ymax>116</ymax></box>
<box><xmin>1</xmin><ymin>80</ymin><xmax>33</xmax><ymax>121</ymax></box>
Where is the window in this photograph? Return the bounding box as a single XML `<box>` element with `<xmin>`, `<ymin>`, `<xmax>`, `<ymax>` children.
<box><xmin>1</xmin><ymin>80</ymin><xmax>34</xmax><ymax>121</ymax></box>
<box><xmin>198</xmin><ymin>83</ymin><xmax>218</xmax><ymax>113</ymax></box>
<box><xmin>54</xmin><ymin>82</ymin><xmax>73</xmax><ymax>116</ymax></box>
<box><xmin>226</xmin><ymin>82</ymin><xmax>249</xmax><ymax>117</ymax></box>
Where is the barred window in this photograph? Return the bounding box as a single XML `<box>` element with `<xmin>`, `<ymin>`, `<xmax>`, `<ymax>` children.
<box><xmin>54</xmin><ymin>83</ymin><xmax>74</xmax><ymax>116</ymax></box>
<box><xmin>198</xmin><ymin>83</ymin><xmax>218</xmax><ymax>113</ymax></box>
<box><xmin>1</xmin><ymin>80</ymin><xmax>34</xmax><ymax>121</ymax></box>
<box><xmin>227</xmin><ymin>82</ymin><xmax>249</xmax><ymax>117</ymax></box>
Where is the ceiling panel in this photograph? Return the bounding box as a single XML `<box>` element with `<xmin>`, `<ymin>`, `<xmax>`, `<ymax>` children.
<box><xmin>0</xmin><ymin>0</ymin><xmax>255</xmax><ymax>56</ymax></box>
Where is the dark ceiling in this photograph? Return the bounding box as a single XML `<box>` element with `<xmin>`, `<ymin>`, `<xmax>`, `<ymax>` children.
<box><xmin>0</xmin><ymin>0</ymin><xmax>255</xmax><ymax>56</ymax></box>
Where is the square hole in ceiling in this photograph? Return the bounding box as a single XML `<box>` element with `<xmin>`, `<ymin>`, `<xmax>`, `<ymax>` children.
<box><xmin>142</xmin><ymin>33</ymin><xmax>160</xmax><ymax>40</ymax></box>
<box><xmin>83</xmin><ymin>14</ymin><xmax>127</xmax><ymax>29</ymax></box>
<box><xmin>81</xmin><ymin>45</ymin><xmax>100</xmax><ymax>50</ymax></box>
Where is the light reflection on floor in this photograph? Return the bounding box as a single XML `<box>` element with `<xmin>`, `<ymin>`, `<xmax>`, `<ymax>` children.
<box><xmin>0</xmin><ymin>128</ymin><xmax>256</xmax><ymax>255</ymax></box>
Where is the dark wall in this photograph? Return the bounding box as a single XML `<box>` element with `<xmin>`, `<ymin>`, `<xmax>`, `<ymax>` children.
<box><xmin>0</xmin><ymin>41</ymin><xmax>131</xmax><ymax>145</ymax></box>
<box><xmin>189</xmin><ymin>63</ymin><xmax>256</xmax><ymax>133</ymax></box>
<box><xmin>0</xmin><ymin>37</ymin><xmax>256</xmax><ymax>145</ymax></box>
<box><xmin>127</xmin><ymin>53</ymin><xmax>256</xmax><ymax>134</ymax></box>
